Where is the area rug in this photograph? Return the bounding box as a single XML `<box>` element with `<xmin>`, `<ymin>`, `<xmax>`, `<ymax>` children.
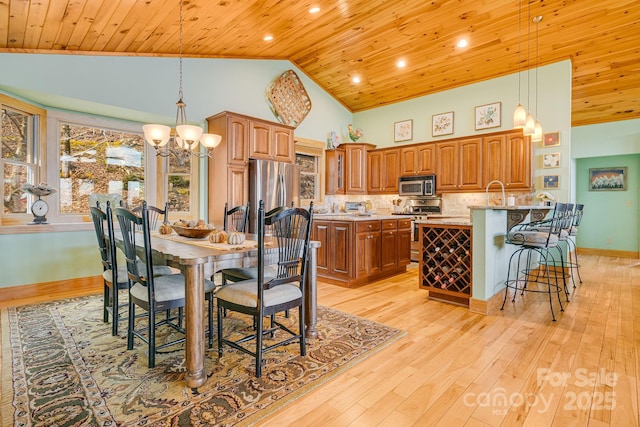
<box><xmin>1</xmin><ymin>295</ymin><xmax>405</xmax><ymax>426</ymax></box>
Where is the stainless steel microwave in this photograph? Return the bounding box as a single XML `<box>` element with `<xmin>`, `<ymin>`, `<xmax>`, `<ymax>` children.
<box><xmin>398</xmin><ymin>175</ymin><xmax>436</xmax><ymax>196</ymax></box>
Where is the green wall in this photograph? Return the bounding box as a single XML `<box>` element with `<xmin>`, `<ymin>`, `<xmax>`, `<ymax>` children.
<box><xmin>0</xmin><ymin>231</ymin><xmax>100</xmax><ymax>287</ymax></box>
<box><xmin>575</xmin><ymin>155</ymin><xmax>640</xmax><ymax>253</ymax></box>
<box><xmin>572</xmin><ymin>118</ymin><xmax>640</xmax><ymax>254</ymax></box>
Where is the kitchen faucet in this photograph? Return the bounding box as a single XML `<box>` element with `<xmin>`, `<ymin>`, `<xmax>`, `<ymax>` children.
<box><xmin>485</xmin><ymin>180</ymin><xmax>506</xmax><ymax>206</ymax></box>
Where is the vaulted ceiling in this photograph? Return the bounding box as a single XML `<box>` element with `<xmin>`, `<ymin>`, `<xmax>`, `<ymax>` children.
<box><xmin>1</xmin><ymin>0</ymin><xmax>638</xmax><ymax>127</ymax></box>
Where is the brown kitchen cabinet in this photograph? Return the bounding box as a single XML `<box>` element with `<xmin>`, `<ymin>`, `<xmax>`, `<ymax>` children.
<box><xmin>396</xmin><ymin>218</ymin><xmax>412</xmax><ymax>267</ymax></box>
<box><xmin>312</xmin><ymin>220</ymin><xmax>351</xmax><ymax>281</ymax></box>
<box><xmin>325</xmin><ymin>143</ymin><xmax>375</xmax><ymax>195</ymax></box>
<box><xmin>207</xmin><ymin>111</ymin><xmax>294</xmax><ymax>225</ymax></box>
<box><xmin>367</xmin><ymin>148</ymin><xmax>400</xmax><ymax>194</ymax></box>
<box><xmin>483</xmin><ymin>130</ymin><xmax>532</xmax><ymax>191</ymax></box>
<box><xmin>345</xmin><ymin>143</ymin><xmax>374</xmax><ymax>194</ymax></box>
<box><xmin>325</xmin><ymin>148</ymin><xmax>346</xmax><ymax>195</ymax></box>
<box><xmin>419</xmin><ymin>223</ymin><xmax>472</xmax><ymax>306</ymax></box>
<box><xmin>249</xmin><ymin>120</ymin><xmax>295</xmax><ymax>163</ymax></box>
<box><xmin>400</xmin><ymin>144</ymin><xmax>435</xmax><ymax>176</ymax></box>
<box><xmin>312</xmin><ymin>217</ymin><xmax>409</xmax><ymax>287</ymax></box>
<box><xmin>356</xmin><ymin>220</ymin><xmax>381</xmax><ymax>277</ymax></box>
<box><xmin>435</xmin><ymin>137</ymin><xmax>483</xmax><ymax>192</ymax></box>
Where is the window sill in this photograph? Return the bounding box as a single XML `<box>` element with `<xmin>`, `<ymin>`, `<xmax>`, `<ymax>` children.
<box><xmin>0</xmin><ymin>222</ymin><xmax>94</xmax><ymax>235</ymax></box>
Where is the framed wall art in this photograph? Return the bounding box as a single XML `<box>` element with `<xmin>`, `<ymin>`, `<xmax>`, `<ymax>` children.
<box><xmin>474</xmin><ymin>102</ymin><xmax>501</xmax><ymax>130</ymax></box>
<box><xmin>394</xmin><ymin>119</ymin><xmax>413</xmax><ymax>142</ymax></box>
<box><xmin>589</xmin><ymin>167</ymin><xmax>627</xmax><ymax>191</ymax></box>
<box><xmin>543</xmin><ymin>131</ymin><xmax>560</xmax><ymax>147</ymax></box>
<box><xmin>543</xmin><ymin>152</ymin><xmax>561</xmax><ymax>168</ymax></box>
<box><xmin>432</xmin><ymin>112</ymin><xmax>454</xmax><ymax>137</ymax></box>
<box><xmin>543</xmin><ymin>175</ymin><xmax>559</xmax><ymax>189</ymax></box>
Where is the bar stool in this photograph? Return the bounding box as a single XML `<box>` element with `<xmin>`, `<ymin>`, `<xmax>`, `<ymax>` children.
<box><xmin>565</xmin><ymin>204</ymin><xmax>584</xmax><ymax>284</ymax></box>
<box><xmin>501</xmin><ymin>203</ymin><xmax>568</xmax><ymax>321</ymax></box>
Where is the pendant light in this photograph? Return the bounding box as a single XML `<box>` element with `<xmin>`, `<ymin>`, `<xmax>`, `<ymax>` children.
<box><xmin>513</xmin><ymin>0</ymin><xmax>527</xmax><ymax>128</ymax></box>
<box><xmin>531</xmin><ymin>15</ymin><xmax>543</xmax><ymax>143</ymax></box>
<box><xmin>522</xmin><ymin>0</ymin><xmax>534</xmax><ymax>136</ymax></box>
<box><xmin>143</xmin><ymin>0</ymin><xmax>221</xmax><ymax>165</ymax></box>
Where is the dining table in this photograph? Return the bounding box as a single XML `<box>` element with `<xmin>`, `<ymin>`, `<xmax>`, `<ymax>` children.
<box><xmin>145</xmin><ymin>232</ymin><xmax>320</xmax><ymax>389</ymax></box>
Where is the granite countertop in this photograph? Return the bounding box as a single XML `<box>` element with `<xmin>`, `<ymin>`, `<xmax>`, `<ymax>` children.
<box><xmin>415</xmin><ymin>216</ymin><xmax>472</xmax><ymax>226</ymax></box>
<box><xmin>468</xmin><ymin>205</ymin><xmax>552</xmax><ymax>210</ymax></box>
<box><xmin>313</xmin><ymin>212</ymin><xmax>405</xmax><ymax>221</ymax></box>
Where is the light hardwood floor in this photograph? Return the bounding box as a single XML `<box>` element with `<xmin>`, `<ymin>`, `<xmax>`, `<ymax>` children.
<box><xmin>2</xmin><ymin>255</ymin><xmax>639</xmax><ymax>426</ymax></box>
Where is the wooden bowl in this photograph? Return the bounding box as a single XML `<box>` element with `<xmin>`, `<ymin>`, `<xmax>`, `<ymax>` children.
<box><xmin>170</xmin><ymin>225</ymin><xmax>213</xmax><ymax>239</ymax></box>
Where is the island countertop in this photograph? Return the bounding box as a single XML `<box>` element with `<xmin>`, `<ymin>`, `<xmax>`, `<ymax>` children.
<box><xmin>468</xmin><ymin>205</ymin><xmax>552</xmax><ymax>210</ymax></box>
<box><xmin>415</xmin><ymin>215</ymin><xmax>472</xmax><ymax>226</ymax></box>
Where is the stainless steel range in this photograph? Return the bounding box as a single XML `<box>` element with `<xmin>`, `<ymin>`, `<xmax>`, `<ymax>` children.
<box><xmin>393</xmin><ymin>197</ymin><xmax>442</xmax><ymax>262</ymax></box>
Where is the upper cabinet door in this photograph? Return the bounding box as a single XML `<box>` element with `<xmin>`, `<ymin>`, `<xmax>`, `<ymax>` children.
<box><xmin>248</xmin><ymin>121</ymin><xmax>294</xmax><ymax>163</ymax></box>
<box><xmin>249</xmin><ymin>121</ymin><xmax>271</xmax><ymax>160</ymax></box>
<box><xmin>505</xmin><ymin>132</ymin><xmax>532</xmax><ymax>189</ymax></box>
<box><xmin>458</xmin><ymin>138</ymin><xmax>483</xmax><ymax>191</ymax></box>
<box><xmin>345</xmin><ymin>144</ymin><xmax>368</xmax><ymax>194</ymax></box>
<box><xmin>400</xmin><ymin>144</ymin><xmax>435</xmax><ymax>175</ymax></box>
<box><xmin>272</xmin><ymin>126</ymin><xmax>294</xmax><ymax>163</ymax></box>
<box><xmin>227</xmin><ymin>115</ymin><xmax>249</xmax><ymax>165</ymax></box>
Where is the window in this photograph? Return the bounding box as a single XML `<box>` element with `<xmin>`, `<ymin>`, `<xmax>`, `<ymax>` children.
<box><xmin>167</xmin><ymin>153</ymin><xmax>193</xmax><ymax>214</ymax></box>
<box><xmin>294</xmin><ymin>137</ymin><xmax>325</xmax><ymax>205</ymax></box>
<box><xmin>297</xmin><ymin>153</ymin><xmax>319</xmax><ymax>201</ymax></box>
<box><xmin>1</xmin><ymin>94</ymin><xmax>45</xmax><ymax>224</ymax></box>
<box><xmin>58</xmin><ymin>122</ymin><xmax>146</xmax><ymax>214</ymax></box>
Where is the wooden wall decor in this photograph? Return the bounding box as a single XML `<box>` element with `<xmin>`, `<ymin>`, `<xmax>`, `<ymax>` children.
<box><xmin>267</xmin><ymin>70</ymin><xmax>312</xmax><ymax>128</ymax></box>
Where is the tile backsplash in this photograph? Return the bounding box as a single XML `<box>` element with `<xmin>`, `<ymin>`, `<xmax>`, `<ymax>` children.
<box><xmin>320</xmin><ymin>191</ymin><xmax>534</xmax><ymax>216</ymax></box>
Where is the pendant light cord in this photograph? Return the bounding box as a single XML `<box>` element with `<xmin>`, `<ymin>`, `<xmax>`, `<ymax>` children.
<box><xmin>517</xmin><ymin>0</ymin><xmax>522</xmax><ymax>103</ymax></box>
<box><xmin>178</xmin><ymin>0</ymin><xmax>184</xmax><ymax>104</ymax></box>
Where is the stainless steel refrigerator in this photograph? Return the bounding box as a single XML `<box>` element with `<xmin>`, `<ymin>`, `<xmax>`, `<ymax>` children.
<box><xmin>248</xmin><ymin>159</ymin><xmax>300</xmax><ymax>233</ymax></box>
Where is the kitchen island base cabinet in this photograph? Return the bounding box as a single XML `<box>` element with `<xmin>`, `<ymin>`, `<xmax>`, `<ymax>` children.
<box><xmin>419</xmin><ymin>224</ymin><xmax>472</xmax><ymax>306</ymax></box>
<box><xmin>313</xmin><ymin>217</ymin><xmax>411</xmax><ymax>287</ymax></box>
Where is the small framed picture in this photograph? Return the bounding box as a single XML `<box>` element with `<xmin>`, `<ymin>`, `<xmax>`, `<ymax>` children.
<box><xmin>432</xmin><ymin>112</ymin><xmax>454</xmax><ymax>137</ymax></box>
<box><xmin>543</xmin><ymin>152</ymin><xmax>561</xmax><ymax>168</ymax></box>
<box><xmin>394</xmin><ymin>119</ymin><xmax>413</xmax><ymax>142</ymax></box>
<box><xmin>474</xmin><ymin>102</ymin><xmax>501</xmax><ymax>130</ymax></box>
<box><xmin>589</xmin><ymin>167</ymin><xmax>627</xmax><ymax>191</ymax></box>
<box><xmin>543</xmin><ymin>175</ymin><xmax>559</xmax><ymax>189</ymax></box>
<box><xmin>543</xmin><ymin>131</ymin><xmax>560</xmax><ymax>147</ymax></box>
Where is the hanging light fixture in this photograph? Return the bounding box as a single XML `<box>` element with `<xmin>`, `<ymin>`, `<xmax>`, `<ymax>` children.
<box><xmin>522</xmin><ymin>0</ymin><xmax>535</xmax><ymax>136</ymax></box>
<box><xmin>513</xmin><ymin>0</ymin><xmax>527</xmax><ymax>128</ymax></box>
<box><xmin>531</xmin><ymin>15</ymin><xmax>543</xmax><ymax>143</ymax></box>
<box><xmin>143</xmin><ymin>0</ymin><xmax>221</xmax><ymax>164</ymax></box>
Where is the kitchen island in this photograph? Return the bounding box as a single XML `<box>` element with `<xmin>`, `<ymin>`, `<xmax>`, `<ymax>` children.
<box><xmin>469</xmin><ymin>205</ymin><xmax>553</xmax><ymax>314</ymax></box>
<box><xmin>312</xmin><ymin>213</ymin><xmax>412</xmax><ymax>287</ymax></box>
<box><xmin>415</xmin><ymin>206</ymin><xmax>554</xmax><ymax>313</ymax></box>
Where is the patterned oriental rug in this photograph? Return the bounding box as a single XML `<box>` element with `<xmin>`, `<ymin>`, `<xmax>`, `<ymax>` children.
<box><xmin>1</xmin><ymin>295</ymin><xmax>405</xmax><ymax>426</ymax></box>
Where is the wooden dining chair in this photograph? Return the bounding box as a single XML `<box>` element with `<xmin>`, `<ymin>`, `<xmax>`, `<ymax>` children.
<box><xmin>223</xmin><ymin>202</ymin><xmax>249</xmax><ymax>232</ymax></box>
<box><xmin>90</xmin><ymin>200</ymin><xmax>130</xmax><ymax>336</ymax></box>
<box><xmin>216</xmin><ymin>200</ymin><xmax>313</xmax><ymax>377</ymax></box>
<box><xmin>116</xmin><ymin>202</ymin><xmax>216</xmax><ymax>367</ymax></box>
<box><xmin>220</xmin><ymin>205</ymin><xmax>284</xmax><ymax>286</ymax></box>
<box><xmin>132</xmin><ymin>202</ymin><xmax>169</xmax><ymax>231</ymax></box>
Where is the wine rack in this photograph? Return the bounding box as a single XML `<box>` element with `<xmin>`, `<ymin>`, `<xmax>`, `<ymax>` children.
<box><xmin>419</xmin><ymin>224</ymin><xmax>472</xmax><ymax>306</ymax></box>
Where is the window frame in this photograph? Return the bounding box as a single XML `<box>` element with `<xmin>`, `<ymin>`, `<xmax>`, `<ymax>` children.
<box><xmin>46</xmin><ymin>110</ymin><xmax>160</xmax><ymax>224</ymax></box>
<box><xmin>294</xmin><ymin>137</ymin><xmax>325</xmax><ymax>206</ymax></box>
<box><xmin>0</xmin><ymin>94</ymin><xmax>47</xmax><ymax>226</ymax></box>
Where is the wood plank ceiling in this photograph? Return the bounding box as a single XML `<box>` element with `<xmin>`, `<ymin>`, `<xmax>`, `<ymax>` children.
<box><xmin>1</xmin><ymin>0</ymin><xmax>638</xmax><ymax>127</ymax></box>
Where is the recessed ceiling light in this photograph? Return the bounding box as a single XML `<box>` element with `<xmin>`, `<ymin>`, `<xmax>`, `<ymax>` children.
<box><xmin>352</xmin><ymin>76</ymin><xmax>361</xmax><ymax>84</ymax></box>
<box><xmin>309</xmin><ymin>6</ymin><xmax>320</xmax><ymax>14</ymax></box>
<box><xmin>456</xmin><ymin>38</ymin><xmax>468</xmax><ymax>48</ymax></box>
<box><xmin>263</xmin><ymin>35</ymin><xmax>273</xmax><ymax>42</ymax></box>
<box><xmin>397</xmin><ymin>60</ymin><xmax>407</xmax><ymax>68</ymax></box>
